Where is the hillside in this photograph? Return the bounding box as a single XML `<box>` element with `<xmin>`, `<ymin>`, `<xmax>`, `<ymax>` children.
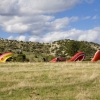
<box><xmin>0</xmin><ymin>38</ymin><xmax>100</xmax><ymax>62</ymax></box>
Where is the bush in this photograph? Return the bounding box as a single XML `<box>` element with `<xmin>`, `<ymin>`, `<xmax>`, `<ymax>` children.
<box><xmin>15</xmin><ymin>54</ymin><xmax>29</xmax><ymax>62</ymax></box>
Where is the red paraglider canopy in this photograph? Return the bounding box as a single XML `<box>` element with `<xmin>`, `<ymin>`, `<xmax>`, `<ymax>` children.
<box><xmin>91</xmin><ymin>50</ymin><xmax>100</xmax><ymax>62</ymax></box>
<box><xmin>50</xmin><ymin>52</ymin><xmax>85</xmax><ymax>62</ymax></box>
<box><xmin>67</xmin><ymin>52</ymin><xmax>85</xmax><ymax>62</ymax></box>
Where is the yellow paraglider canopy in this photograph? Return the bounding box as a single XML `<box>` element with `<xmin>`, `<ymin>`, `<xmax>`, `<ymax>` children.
<box><xmin>0</xmin><ymin>52</ymin><xmax>14</xmax><ymax>62</ymax></box>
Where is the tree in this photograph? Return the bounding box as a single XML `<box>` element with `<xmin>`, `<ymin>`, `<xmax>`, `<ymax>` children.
<box><xmin>15</xmin><ymin>54</ymin><xmax>28</xmax><ymax>62</ymax></box>
<box><xmin>79</xmin><ymin>42</ymin><xmax>96</xmax><ymax>59</ymax></box>
<box><xmin>67</xmin><ymin>40</ymin><xmax>80</xmax><ymax>56</ymax></box>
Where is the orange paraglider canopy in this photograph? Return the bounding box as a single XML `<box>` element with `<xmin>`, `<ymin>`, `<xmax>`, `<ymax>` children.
<box><xmin>0</xmin><ymin>52</ymin><xmax>14</xmax><ymax>62</ymax></box>
<box><xmin>67</xmin><ymin>52</ymin><xmax>85</xmax><ymax>62</ymax></box>
<box><xmin>91</xmin><ymin>50</ymin><xmax>100</xmax><ymax>62</ymax></box>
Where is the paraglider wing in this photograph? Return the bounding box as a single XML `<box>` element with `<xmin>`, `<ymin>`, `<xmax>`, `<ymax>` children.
<box><xmin>0</xmin><ymin>52</ymin><xmax>14</xmax><ymax>62</ymax></box>
<box><xmin>91</xmin><ymin>50</ymin><xmax>100</xmax><ymax>62</ymax></box>
<box><xmin>50</xmin><ymin>58</ymin><xmax>57</xmax><ymax>62</ymax></box>
<box><xmin>67</xmin><ymin>52</ymin><xmax>85</xmax><ymax>62</ymax></box>
<box><xmin>50</xmin><ymin>52</ymin><xmax>85</xmax><ymax>62</ymax></box>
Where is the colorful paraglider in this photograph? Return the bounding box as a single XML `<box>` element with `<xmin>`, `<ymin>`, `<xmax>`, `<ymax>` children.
<box><xmin>50</xmin><ymin>58</ymin><xmax>57</xmax><ymax>62</ymax></box>
<box><xmin>0</xmin><ymin>52</ymin><xmax>14</xmax><ymax>62</ymax></box>
<box><xmin>91</xmin><ymin>50</ymin><xmax>100</xmax><ymax>62</ymax></box>
<box><xmin>50</xmin><ymin>52</ymin><xmax>85</xmax><ymax>62</ymax></box>
<box><xmin>67</xmin><ymin>52</ymin><xmax>85</xmax><ymax>62</ymax></box>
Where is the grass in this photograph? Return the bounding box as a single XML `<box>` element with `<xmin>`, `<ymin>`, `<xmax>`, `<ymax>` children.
<box><xmin>0</xmin><ymin>62</ymin><xmax>100</xmax><ymax>100</ymax></box>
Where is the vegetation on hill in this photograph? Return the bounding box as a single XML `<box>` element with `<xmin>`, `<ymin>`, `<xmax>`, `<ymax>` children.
<box><xmin>0</xmin><ymin>38</ymin><xmax>100</xmax><ymax>62</ymax></box>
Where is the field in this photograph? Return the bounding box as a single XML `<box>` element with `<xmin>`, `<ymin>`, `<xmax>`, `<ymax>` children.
<box><xmin>0</xmin><ymin>62</ymin><xmax>100</xmax><ymax>100</ymax></box>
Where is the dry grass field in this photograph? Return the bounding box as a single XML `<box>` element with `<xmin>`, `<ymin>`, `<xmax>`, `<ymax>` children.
<box><xmin>0</xmin><ymin>62</ymin><xmax>100</xmax><ymax>100</ymax></box>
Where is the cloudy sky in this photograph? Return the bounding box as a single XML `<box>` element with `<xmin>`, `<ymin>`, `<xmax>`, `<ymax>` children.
<box><xmin>0</xmin><ymin>0</ymin><xmax>100</xmax><ymax>43</ymax></box>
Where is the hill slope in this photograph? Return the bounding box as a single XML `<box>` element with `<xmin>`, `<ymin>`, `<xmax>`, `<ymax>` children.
<box><xmin>0</xmin><ymin>38</ymin><xmax>100</xmax><ymax>62</ymax></box>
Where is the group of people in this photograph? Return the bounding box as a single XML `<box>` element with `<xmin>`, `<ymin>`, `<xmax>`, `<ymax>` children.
<box><xmin>43</xmin><ymin>56</ymin><xmax>66</xmax><ymax>62</ymax></box>
<box><xmin>56</xmin><ymin>56</ymin><xmax>66</xmax><ymax>62</ymax></box>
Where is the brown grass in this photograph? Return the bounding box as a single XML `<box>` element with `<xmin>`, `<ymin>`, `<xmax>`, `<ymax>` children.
<box><xmin>0</xmin><ymin>62</ymin><xmax>100</xmax><ymax>100</ymax></box>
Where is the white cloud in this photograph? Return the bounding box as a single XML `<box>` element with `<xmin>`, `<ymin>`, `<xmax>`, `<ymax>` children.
<box><xmin>7</xmin><ymin>26</ymin><xmax>100</xmax><ymax>44</ymax></box>
<box><xmin>0</xmin><ymin>0</ymin><xmax>81</xmax><ymax>15</ymax></box>
<box><xmin>42</xmin><ymin>27</ymin><xmax>100</xmax><ymax>43</ymax></box>
<box><xmin>92</xmin><ymin>15</ymin><xmax>98</xmax><ymax>19</ymax></box>
<box><xmin>85</xmin><ymin>0</ymin><xmax>95</xmax><ymax>3</ymax></box>
<box><xmin>0</xmin><ymin>0</ymin><xmax>80</xmax><ymax>36</ymax></box>
<box><xmin>82</xmin><ymin>16</ymin><xmax>91</xmax><ymax>20</ymax></box>
<box><xmin>0</xmin><ymin>15</ymin><xmax>78</xmax><ymax>36</ymax></box>
<box><xmin>4</xmin><ymin>23</ymin><xmax>30</xmax><ymax>33</ymax></box>
<box><xmin>40</xmin><ymin>29</ymin><xmax>81</xmax><ymax>42</ymax></box>
<box><xmin>29</xmin><ymin>36</ymin><xmax>40</xmax><ymax>42</ymax></box>
<box><xmin>8</xmin><ymin>36</ymin><xmax>14</xmax><ymax>40</ymax></box>
<box><xmin>78</xmin><ymin>29</ymin><xmax>99</xmax><ymax>42</ymax></box>
<box><xmin>18</xmin><ymin>0</ymin><xmax>80</xmax><ymax>14</ymax></box>
<box><xmin>49</xmin><ymin>17</ymin><xmax>78</xmax><ymax>31</ymax></box>
<box><xmin>0</xmin><ymin>0</ymin><xmax>16</xmax><ymax>14</ymax></box>
<box><xmin>16</xmin><ymin>35</ymin><xmax>26</xmax><ymax>41</ymax></box>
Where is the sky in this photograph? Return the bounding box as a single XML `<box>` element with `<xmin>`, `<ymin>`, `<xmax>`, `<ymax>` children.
<box><xmin>0</xmin><ymin>0</ymin><xmax>100</xmax><ymax>43</ymax></box>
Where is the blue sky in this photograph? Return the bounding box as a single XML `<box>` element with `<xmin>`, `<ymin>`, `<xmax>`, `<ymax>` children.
<box><xmin>0</xmin><ymin>0</ymin><xmax>100</xmax><ymax>43</ymax></box>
